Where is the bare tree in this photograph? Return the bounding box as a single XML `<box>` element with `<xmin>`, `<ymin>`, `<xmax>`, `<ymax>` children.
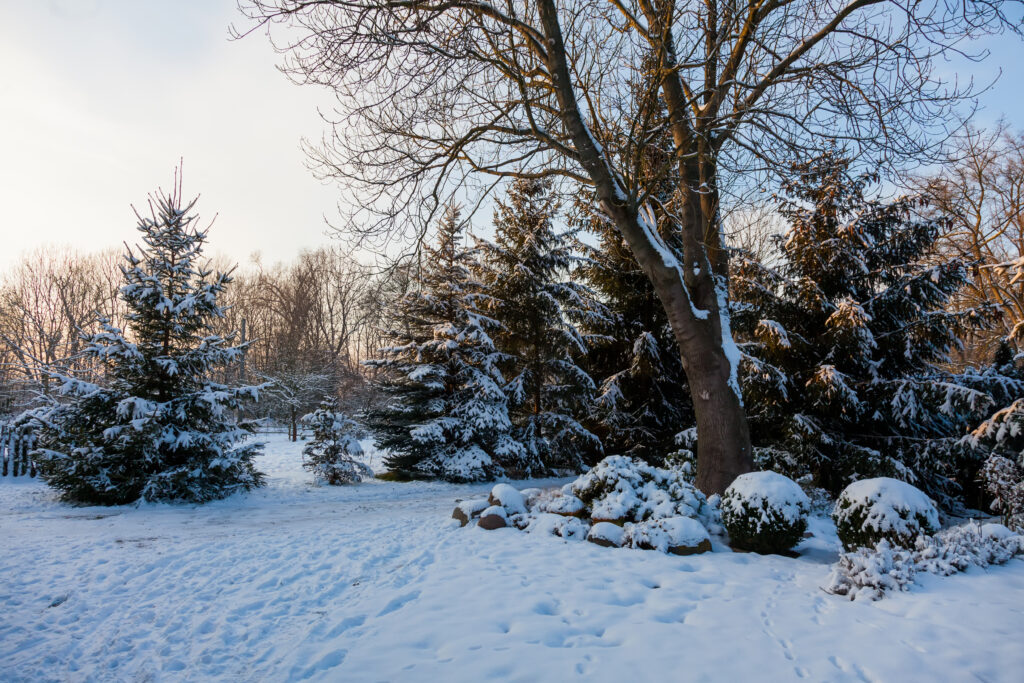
<box><xmin>0</xmin><ymin>247</ymin><xmax>123</xmax><ymax>409</ymax></box>
<box><xmin>239</xmin><ymin>0</ymin><xmax>1019</xmax><ymax>493</ymax></box>
<box><xmin>912</xmin><ymin>124</ymin><xmax>1024</xmax><ymax>362</ymax></box>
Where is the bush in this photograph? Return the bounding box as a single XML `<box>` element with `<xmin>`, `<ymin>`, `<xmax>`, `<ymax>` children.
<box><xmin>978</xmin><ymin>455</ymin><xmax>1024</xmax><ymax>530</ymax></box>
<box><xmin>302</xmin><ymin>400</ymin><xmax>371</xmax><ymax>485</ymax></box>
<box><xmin>570</xmin><ymin>455</ymin><xmax>707</xmax><ymax>525</ymax></box>
<box><xmin>826</xmin><ymin>523</ymin><xmax>1024</xmax><ymax>600</ymax></box>
<box><xmin>721</xmin><ymin>471</ymin><xmax>810</xmax><ymax>554</ymax></box>
<box><xmin>833</xmin><ymin>477</ymin><xmax>939</xmax><ymax>551</ymax></box>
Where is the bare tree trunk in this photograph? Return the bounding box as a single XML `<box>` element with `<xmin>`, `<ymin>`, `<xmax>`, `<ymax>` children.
<box><xmin>537</xmin><ymin>0</ymin><xmax>751</xmax><ymax>493</ymax></box>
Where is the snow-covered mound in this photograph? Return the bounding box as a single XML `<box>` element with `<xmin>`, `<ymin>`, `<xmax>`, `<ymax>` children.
<box><xmin>834</xmin><ymin>477</ymin><xmax>939</xmax><ymax>551</ymax></box>
<box><xmin>570</xmin><ymin>455</ymin><xmax>709</xmax><ymax>525</ymax></box>
<box><xmin>455</xmin><ymin>457</ymin><xmax>715</xmax><ymax>556</ymax></box>
<box><xmin>721</xmin><ymin>471</ymin><xmax>809</xmax><ymax>554</ymax></box>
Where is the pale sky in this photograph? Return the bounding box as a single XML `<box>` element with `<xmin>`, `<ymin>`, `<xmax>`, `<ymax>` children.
<box><xmin>0</xmin><ymin>0</ymin><xmax>340</xmax><ymax>270</ymax></box>
<box><xmin>0</xmin><ymin>1</ymin><xmax>1022</xmax><ymax>271</ymax></box>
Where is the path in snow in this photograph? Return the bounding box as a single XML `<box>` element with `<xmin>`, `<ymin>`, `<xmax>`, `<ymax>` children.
<box><xmin>2</xmin><ymin>434</ymin><xmax>1023</xmax><ymax>682</ymax></box>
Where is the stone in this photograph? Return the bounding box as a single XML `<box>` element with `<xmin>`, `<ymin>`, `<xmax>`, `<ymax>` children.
<box><xmin>478</xmin><ymin>505</ymin><xmax>509</xmax><ymax>530</ymax></box>
<box><xmin>488</xmin><ymin>484</ymin><xmax>527</xmax><ymax>515</ymax></box>
<box><xmin>587</xmin><ymin>521</ymin><xmax>625</xmax><ymax>548</ymax></box>
<box><xmin>452</xmin><ymin>498</ymin><xmax>490</xmax><ymax>527</ymax></box>
<box><xmin>668</xmin><ymin>538</ymin><xmax>712</xmax><ymax>555</ymax></box>
<box><xmin>544</xmin><ymin>494</ymin><xmax>587</xmax><ymax>518</ymax></box>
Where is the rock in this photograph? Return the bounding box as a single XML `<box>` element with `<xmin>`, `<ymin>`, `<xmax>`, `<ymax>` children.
<box><xmin>544</xmin><ymin>494</ymin><xmax>587</xmax><ymax>518</ymax></box>
<box><xmin>587</xmin><ymin>522</ymin><xmax>625</xmax><ymax>548</ymax></box>
<box><xmin>668</xmin><ymin>538</ymin><xmax>712</xmax><ymax>555</ymax></box>
<box><xmin>590</xmin><ymin>516</ymin><xmax>629</xmax><ymax>527</ymax></box>
<box><xmin>452</xmin><ymin>498</ymin><xmax>490</xmax><ymax>527</ymax></box>
<box><xmin>488</xmin><ymin>484</ymin><xmax>527</xmax><ymax>515</ymax></box>
<box><xmin>478</xmin><ymin>505</ymin><xmax>509</xmax><ymax>530</ymax></box>
<box><xmin>627</xmin><ymin>517</ymin><xmax>711</xmax><ymax>554</ymax></box>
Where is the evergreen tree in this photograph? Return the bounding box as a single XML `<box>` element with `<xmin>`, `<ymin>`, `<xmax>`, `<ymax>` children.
<box><xmin>363</xmin><ymin>206</ymin><xmax>518</xmax><ymax>481</ymax></box>
<box><xmin>30</xmin><ymin>182</ymin><xmax>264</xmax><ymax>505</ymax></box>
<box><xmin>301</xmin><ymin>397</ymin><xmax>372</xmax><ymax>484</ymax></box>
<box><xmin>473</xmin><ymin>178</ymin><xmax>601</xmax><ymax>475</ymax></box>
<box><xmin>733</xmin><ymin>150</ymin><xmax>997</xmax><ymax>503</ymax></box>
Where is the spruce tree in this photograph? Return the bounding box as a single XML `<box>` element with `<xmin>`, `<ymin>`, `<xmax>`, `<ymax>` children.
<box><xmin>363</xmin><ymin>206</ymin><xmax>518</xmax><ymax>481</ymax></box>
<box><xmin>301</xmin><ymin>397</ymin><xmax>372</xmax><ymax>484</ymax></box>
<box><xmin>30</xmin><ymin>182</ymin><xmax>264</xmax><ymax>505</ymax></box>
<box><xmin>473</xmin><ymin>178</ymin><xmax>601</xmax><ymax>476</ymax></box>
<box><xmin>733</xmin><ymin>150</ymin><xmax>994</xmax><ymax>502</ymax></box>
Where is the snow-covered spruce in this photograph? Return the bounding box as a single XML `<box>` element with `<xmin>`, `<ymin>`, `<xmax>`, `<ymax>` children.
<box><xmin>300</xmin><ymin>398</ymin><xmax>372</xmax><ymax>485</ymax></box>
<box><xmin>833</xmin><ymin>478</ymin><xmax>939</xmax><ymax>551</ymax></box>
<box><xmin>28</xmin><ymin>185</ymin><xmax>264</xmax><ymax>505</ymax></box>
<box><xmin>720</xmin><ymin>471</ymin><xmax>810</xmax><ymax>554</ymax></box>
<box><xmin>978</xmin><ymin>454</ymin><xmax>1024</xmax><ymax>530</ymax></box>
<box><xmin>826</xmin><ymin>523</ymin><xmax>1024</xmax><ymax>601</ymax></box>
<box><xmin>364</xmin><ymin>205</ymin><xmax>517</xmax><ymax>482</ymax></box>
<box><xmin>471</xmin><ymin>177</ymin><xmax>602</xmax><ymax>475</ymax></box>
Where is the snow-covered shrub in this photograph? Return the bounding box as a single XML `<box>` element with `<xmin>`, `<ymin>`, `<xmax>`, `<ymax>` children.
<box><xmin>571</xmin><ymin>455</ymin><xmax>707</xmax><ymax>525</ymax></box>
<box><xmin>301</xmin><ymin>399</ymin><xmax>371</xmax><ymax>485</ymax></box>
<box><xmin>826</xmin><ymin>523</ymin><xmax>1024</xmax><ymax>600</ymax></box>
<box><xmin>978</xmin><ymin>455</ymin><xmax>1024</xmax><ymax>530</ymax></box>
<box><xmin>525</xmin><ymin>513</ymin><xmax>590</xmax><ymax>540</ymax></box>
<box><xmin>720</xmin><ymin>471</ymin><xmax>809</xmax><ymax>554</ymax></box>
<box><xmin>833</xmin><ymin>478</ymin><xmax>939</xmax><ymax>551</ymax></box>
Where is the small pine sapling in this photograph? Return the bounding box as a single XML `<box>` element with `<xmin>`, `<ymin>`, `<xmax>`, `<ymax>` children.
<box><xmin>301</xmin><ymin>398</ymin><xmax>371</xmax><ymax>485</ymax></box>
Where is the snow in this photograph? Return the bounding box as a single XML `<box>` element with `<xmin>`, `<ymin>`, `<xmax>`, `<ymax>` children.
<box><xmin>724</xmin><ymin>471</ymin><xmax>811</xmax><ymax>528</ymax></box>
<box><xmin>488</xmin><ymin>483</ymin><xmax>526</xmax><ymax>515</ymax></box>
<box><xmin>836</xmin><ymin>477</ymin><xmax>940</xmax><ymax>536</ymax></box>
<box><xmin>2</xmin><ymin>434</ymin><xmax>1024</xmax><ymax>681</ymax></box>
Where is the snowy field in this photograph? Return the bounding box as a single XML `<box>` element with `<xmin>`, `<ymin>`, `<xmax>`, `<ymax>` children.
<box><xmin>2</xmin><ymin>434</ymin><xmax>1024</xmax><ymax>682</ymax></box>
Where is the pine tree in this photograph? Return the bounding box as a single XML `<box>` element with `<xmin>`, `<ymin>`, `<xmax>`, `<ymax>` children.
<box><xmin>30</xmin><ymin>180</ymin><xmax>264</xmax><ymax>505</ymax></box>
<box><xmin>733</xmin><ymin>149</ymin><xmax>997</xmax><ymax>503</ymax></box>
<box><xmin>301</xmin><ymin>397</ymin><xmax>372</xmax><ymax>484</ymax></box>
<box><xmin>473</xmin><ymin>178</ymin><xmax>601</xmax><ymax>476</ymax></box>
<box><xmin>363</xmin><ymin>206</ymin><xmax>518</xmax><ymax>481</ymax></box>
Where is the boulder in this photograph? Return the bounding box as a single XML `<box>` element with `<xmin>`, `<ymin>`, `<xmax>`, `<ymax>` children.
<box><xmin>544</xmin><ymin>494</ymin><xmax>587</xmax><ymax>518</ymax></box>
<box><xmin>627</xmin><ymin>517</ymin><xmax>712</xmax><ymax>555</ymax></box>
<box><xmin>488</xmin><ymin>484</ymin><xmax>527</xmax><ymax>515</ymax></box>
<box><xmin>587</xmin><ymin>522</ymin><xmax>625</xmax><ymax>548</ymax></box>
<box><xmin>668</xmin><ymin>538</ymin><xmax>712</xmax><ymax>556</ymax></box>
<box><xmin>478</xmin><ymin>505</ymin><xmax>509</xmax><ymax>530</ymax></box>
<box><xmin>452</xmin><ymin>498</ymin><xmax>490</xmax><ymax>527</ymax></box>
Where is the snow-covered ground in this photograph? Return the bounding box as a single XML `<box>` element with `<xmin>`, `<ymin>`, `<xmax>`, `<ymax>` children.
<box><xmin>2</xmin><ymin>434</ymin><xmax>1023</xmax><ymax>682</ymax></box>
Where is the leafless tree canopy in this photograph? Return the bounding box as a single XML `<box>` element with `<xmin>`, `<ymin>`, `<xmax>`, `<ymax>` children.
<box><xmin>913</xmin><ymin>124</ymin><xmax>1024</xmax><ymax>361</ymax></box>
<box><xmin>239</xmin><ymin>0</ymin><xmax>1018</xmax><ymax>242</ymax></box>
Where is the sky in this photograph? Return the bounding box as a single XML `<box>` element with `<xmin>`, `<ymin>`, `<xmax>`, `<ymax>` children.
<box><xmin>0</xmin><ymin>1</ymin><xmax>1022</xmax><ymax>271</ymax></box>
<box><xmin>0</xmin><ymin>0</ymin><xmax>339</xmax><ymax>270</ymax></box>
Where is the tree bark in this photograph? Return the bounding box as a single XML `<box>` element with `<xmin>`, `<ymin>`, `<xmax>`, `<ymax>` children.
<box><xmin>537</xmin><ymin>0</ymin><xmax>751</xmax><ymax>494</ymax></box>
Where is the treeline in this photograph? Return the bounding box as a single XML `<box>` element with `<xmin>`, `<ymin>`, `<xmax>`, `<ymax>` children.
<box><xmin>0</xmin><ymin>245</ymin><xmax>402</xmax><ymax>431</ymax></box>
<box><xmin>2</xmin><ymin>128</ymin><xmax>1023</xmax><ymax>510</ymax></box>
<box><xmin>366</xmin><ymin>143</ymin><xmax>1024</xmax><ymax>512</ymax></box>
